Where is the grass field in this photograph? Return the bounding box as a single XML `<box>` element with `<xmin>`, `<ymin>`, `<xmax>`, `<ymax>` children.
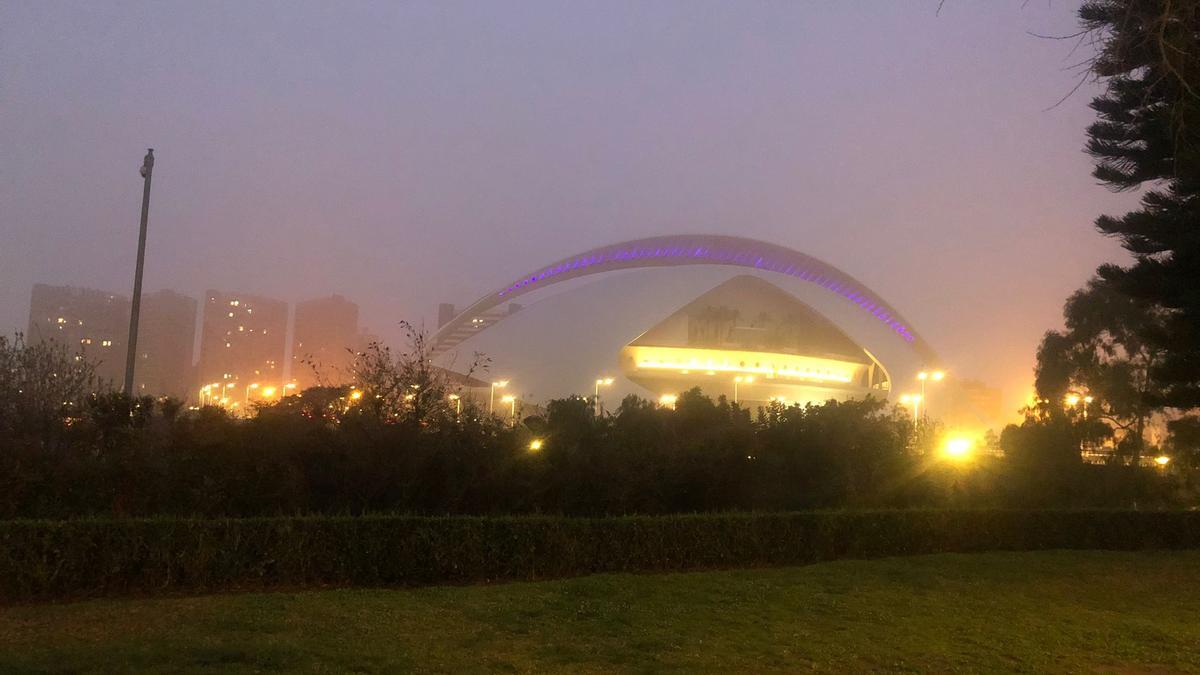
<box><xmin>1</xmin><ymin>550</ymin><xmax>1198</xmax><ymax>673</ymax></box>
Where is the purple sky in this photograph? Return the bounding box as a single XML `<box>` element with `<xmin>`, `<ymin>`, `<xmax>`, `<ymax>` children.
<box><xmin>0</xmin><ymin>1</ymin><xmax>1136</xmax><ymax>414</ymax></box>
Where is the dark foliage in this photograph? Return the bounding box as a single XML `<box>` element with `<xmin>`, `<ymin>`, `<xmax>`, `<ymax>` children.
<box><xmin>0</xmin><ymin>385</ymin><xmax>1193</xmax><ymax>519</ymax></box>
<box><xmin>2</xmin><ymin>510</ymin><xmax>1197</xmax><ymax>602</ymax></box>
<box><xmin>1078</xmin><ymin>0</ymin><xmax>1200</xmax><ymax>407</ymax></box>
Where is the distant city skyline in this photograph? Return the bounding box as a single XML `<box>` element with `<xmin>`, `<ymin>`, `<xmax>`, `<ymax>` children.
<box><xmin>23</xmin><ymin>282</ymin><xmax>364</xmax><ymax>402</ymax></box>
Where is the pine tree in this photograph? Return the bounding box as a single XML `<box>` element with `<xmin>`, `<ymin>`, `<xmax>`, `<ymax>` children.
<box><xmin>1080</xmin><ymin>0</ymin><xmax>1200</xmax><ymax>407</ymax></box>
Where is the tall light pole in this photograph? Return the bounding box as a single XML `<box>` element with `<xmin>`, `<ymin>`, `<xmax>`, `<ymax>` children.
<box><xmin>916</xmin><ymin>370</ymin><xmax>944</xmax><ymax>420</ymax></box>
<box><xmin>594</xmin><ymin>377</ymin><xmax>614</xmax><ymax>416</ymax></box>
<box><xmin>733</xmin><ymin>375</ymin><xmax>754</xmax><ymax>403</ymax></box>
<box><xmin>123</xmin><ymin>149</ymin><xmax>154</xmax><ymax>394</ymax></box>
<box><xmin>490</xmin><ymin>380</ymin><xmax>508</xmax><ymax>414</ymax></box>
<box><xmin>502</xmin><ymin>394</ymin><xmax>516</xmax><ymax>427</ymax></box>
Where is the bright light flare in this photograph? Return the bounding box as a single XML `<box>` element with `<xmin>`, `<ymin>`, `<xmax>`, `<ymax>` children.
<box><xmin>349</xmin><ymin>390</ymin><xmax>363</xmax><ymax>400</ymax></box>
<box><xmin>943</xmin><ymin>436</ymin><xmax>974</xmax><ymax>461</ymax></box>
<box><xmin>529</xmin><ymin>439</ymin><xmax>544</xmax><ymax>451</ymax></box>
<box><xmin>1155</xmin><ymin>455</ymin><xmax>1171</xmax><ymax>466</ymax></box>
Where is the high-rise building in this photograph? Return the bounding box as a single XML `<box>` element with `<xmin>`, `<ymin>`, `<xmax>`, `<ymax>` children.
<box><xmin>292</xmin><ymin>294</ymin><xmax>359</xmax><ymax>389</ymax></box>
<box><xmin>26</xmin><ymin>284</ymin><xmax>130</xmax><ymax>386</ymax></box>
<box><xmin>131</xmin><ymin>290</ymin><xmax>198</xmax><ymax>399</ymax></box>
<box><xmin>197</xmin><ymin>290</ymin><xmax>288</xmax><ymax>404</ymax></box>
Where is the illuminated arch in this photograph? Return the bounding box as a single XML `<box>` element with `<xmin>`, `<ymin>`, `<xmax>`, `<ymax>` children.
<box><xmin>432</xmin><ymin>234</ymin><xmax>939</xmax><ymax>364</ymax></box>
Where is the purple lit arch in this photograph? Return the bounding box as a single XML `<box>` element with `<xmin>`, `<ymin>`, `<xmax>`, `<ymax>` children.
<box><xmin>432</xmin><ymin>234</ymin><xmax>939</xmax><ymax>364</ymax></box>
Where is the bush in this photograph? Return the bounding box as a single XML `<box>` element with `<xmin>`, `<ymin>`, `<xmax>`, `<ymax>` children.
<box><xmin>2</xmin><ymin>510</ymin><xmax>1197</xmax><ymax>602</ymax></box>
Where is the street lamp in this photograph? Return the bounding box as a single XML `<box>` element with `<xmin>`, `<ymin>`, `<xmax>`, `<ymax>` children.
<box><xmin>916</xmin><ymin>370</ymin><xmax>945</xmax><ymax>420</ymax></box>
<box><xmin>594</xmin><ymin>377</ymin><xmax>614</xmax><ymax>416</ymax></box>
<box><xmin>899</xmin><ymin>393</ymin><xmax>922</xmax><ymax>420</ymax></box>
<box><xmin>501</xmin><ymin>394</ymin><xmax>516</xmax><ymax>427</ymax></box>
<box><xmin>733</xmin><ymin>375</ymin><xmax>754</xmax><ymax>403</ymax></box>
<box><xmin>659</xmin><ymin>394</ymin><xmax>677</xmax><ymax>410</ymax></box>
<box><xmin>245</xmin><ymin>382</ymin><xmax>259</xmax><ymax>403</ymax></box>
<box><xmin>224</xmin><ymin>382</ymin><xmax>236</xmax><ymax>407</ymax></box>
<box><xmin>448</xmin><ymin>393</ymin><xmax>461</xmax><ymax>415</ymax></box>
<box><xmin>529</xmin><ymin>439</ymin><xmax>543</xmax><ymax>452</ymax></box>
<box><xmin>1155</xmin><ymin>455</ymin><xmax>1171</xmax><ymax>468</ymax></box>
<box><xmin>490</xmin><ymin>380</ymin><xmax>508</xmax><ymax>414</ymax></box>
<box><xmin>942</xmin><ymin>436</ymin><xmax>974</xmax><ymax>461</ymax></box>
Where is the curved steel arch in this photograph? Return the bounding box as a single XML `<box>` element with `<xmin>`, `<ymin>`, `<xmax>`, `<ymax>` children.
<box><xmin>432</xmin><ymin>234</ymin><xmax>939</xmax><ymax>364</ymax></box>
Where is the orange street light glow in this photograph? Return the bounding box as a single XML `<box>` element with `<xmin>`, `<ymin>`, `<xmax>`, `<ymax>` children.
<box><xmin>943</xmin><ymin>436</ymin><xmax>973</xmax><ymax>460</ymax></box>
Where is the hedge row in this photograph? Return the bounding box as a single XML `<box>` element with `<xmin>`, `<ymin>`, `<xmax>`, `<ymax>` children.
<box><xmin>2</xmin><ymin>510</ymin><xmax>1198</xmax><ymax>602</ymax></box>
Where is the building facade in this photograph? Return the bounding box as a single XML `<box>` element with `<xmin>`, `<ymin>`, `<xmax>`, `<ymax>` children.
<box><xmin>131</xmin><ymin>290</ymin><xmax>198</xmax><ymax>398</ymax></box>
<box><xmin>197</xmin><ymin>290</ymin><xmax>288</xmax><ymax>406</ymax></box>
<box><xmin>292</xmin><ymin>294</ymin><xmax>359</xmax><ymax>389</ymax></box>
<box><xmin>619</xmin><ymin>275</ymin><xmax>890</xmax><ymax>406</ymax></box>
<box><xmin>26</xmin><ymin>284</ymin><xmax>130</xmax><ymax>386</ymax></box>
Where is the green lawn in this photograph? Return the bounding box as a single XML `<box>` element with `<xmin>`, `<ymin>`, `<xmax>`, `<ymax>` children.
<box><xmin>1</xmin><ymin>550</ymin><xmax>1198</xmax><ymax>674</ymax></box>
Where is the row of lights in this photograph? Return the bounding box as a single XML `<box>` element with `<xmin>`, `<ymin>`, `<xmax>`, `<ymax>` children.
<box><xmin>199</xmin><ymin>381</ymin><xmax>296</xmax><ymax>408</ymax></box>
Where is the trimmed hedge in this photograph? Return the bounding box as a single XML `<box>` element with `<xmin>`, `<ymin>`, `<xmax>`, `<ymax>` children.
<box><xmin>2</xmin><ymin>510</ymin><xmax>1198</xmax><ymax>602</ymax></box>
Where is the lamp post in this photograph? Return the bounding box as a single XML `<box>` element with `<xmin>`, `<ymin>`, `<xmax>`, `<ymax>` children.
<box><xmin>448</xmin><ymin>393</ymin><xmax>461</xmax><ymax>415</ymax></box>
<box><xmin>123</xmin><ymin>149</ymin><xmax>154</xmax><ymax>394</ymax></box>
<box><xmin>916</xmin><ymin>370</ymin><xmax>944</xmax><ymax>420</ymax></box>
<box><xmin>659</xmin><ymin>394</ymin><xmax>677</xmax><ymax>410</ymax></box>
<box><xmin>899</xmin><ymin>394</ymin><xmax>922</xmax><ymax>421</ymax></box>
<box><xmin>245</xmin><ymin>383</ymin><xmax>259</xmax><ymax>404</ymax></box>
<box><xmin>594</xmin><ymin>377</ymin><xmax>614</xmax><ymax>417</ymax></box>
<box><xmin>501</xmin><ymin>394</ymin><xmax>516</xmax><ymax>427</ymax></box>
<box><xmin>490</xmin><ymin>380</ymin><xmax>508</xmax><ymax>415</ymax></box>
<box><xmin>733</xmin><ymin>375</ymin><xmax>754</xmax><ymax>403</ymax></box>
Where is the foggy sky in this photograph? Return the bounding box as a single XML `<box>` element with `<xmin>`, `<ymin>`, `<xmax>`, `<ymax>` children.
<box><xmin>1</xmin><ymin>1</ymin><xmax>1138</xmax><ymax>414</ymax></box>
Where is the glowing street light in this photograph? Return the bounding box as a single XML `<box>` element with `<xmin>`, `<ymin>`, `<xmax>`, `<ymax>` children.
<box><xmin>942</xmin><ymin>435</ymin><xmax>974</xmax><ymax>461</ymax></box>
<box><xmin>594</xmin><ymin>377</ymin><xmax>615</xmax><ymax>417</ymax></box>
<box><xmin>448</xmin><ymin>393</ymin><xmax>461</xmax><ymax>415</ymax></box>
<box><xmin>245</xmin><ymin>382</ymin><xmax>259</xmax><ymax>403</ymax></box>
<box><xmin>501</xmin><ymin>394</ymin><xmax>516</xmax><ymax>426</ymax></box>
<box><xmin>916</xmin><ymin>370</ymin><xmax>945</xmax><ymax>420</ymax></box>
<box><xmin>733</xmin><ymin>375</ymin><xmax>754</xmax><ymax>403</ymax></box>
<box><xmin>490</xmin><ymin>380</ymin><xmax>509</xmax><ymax>414</ymax></box>
<box><xmin>349</xmin><ymin>389</ymin><xmax>363</xmax><ymax>401</ymax></box>
<box><xmin>659</xmin><ymin>394</ymin><xmax>677</xmax><ymax>410</ymax></box>
<box><xmin>899</xmin><ymin>393</ymin><xmax>922</xmax><ymax>420</ymax></box>
<box><xmin>1064</xmin><ymin>393</ymin><xmax>1081</xmax><ymax>407</ymax></box>
<box><xmin>529</xmin><ymin>439</ymin><xmax>544</xmax><ymax>452</ymax></box>
<box><xmin>261</xmin><ymin>386</ymin><xmax>277</xmax><ymax>398</ymax></box>
<box><xmin>1155</xmin><ymin>455</ymin><xmax>1171</xmax><ymax>468</ymax></box>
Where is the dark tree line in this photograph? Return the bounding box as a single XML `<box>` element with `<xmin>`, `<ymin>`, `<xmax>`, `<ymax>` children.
<box><xmin>1034</xmin><ymin>0</ymin><xmax>1200</xmax><ymax>456</ymax></box>
<box><xmin>1</xmin><ymin>330</ymin><xmax>1193</xmax><ymax>518</ymax></box>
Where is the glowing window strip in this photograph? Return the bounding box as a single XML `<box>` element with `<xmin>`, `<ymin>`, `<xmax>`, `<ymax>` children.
<box><xmin>625</xmin><ymin>345</ymin><xmax>859</xmax><ymax>384</ymax></box>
